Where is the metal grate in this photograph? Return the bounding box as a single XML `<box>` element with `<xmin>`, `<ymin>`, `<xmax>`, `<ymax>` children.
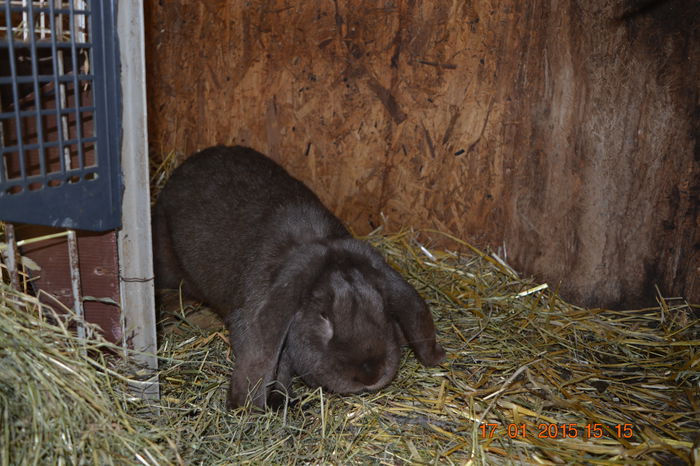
<box><xmin>0</xmin><ymin>0</ymin><xmax>121</xmax><ymax>231</ymax></box>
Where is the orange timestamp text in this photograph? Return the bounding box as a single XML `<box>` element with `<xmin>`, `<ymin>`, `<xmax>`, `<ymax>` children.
<box><xmin>479</xmin><ymin>423</ymin><xmax>634</xmax><ymax>439</ymax></box>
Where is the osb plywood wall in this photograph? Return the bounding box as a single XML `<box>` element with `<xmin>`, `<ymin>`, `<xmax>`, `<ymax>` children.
<box><xmin>144</xmin><ymin>0</ymin><xmax>699</xmax><ymax>309</ymax></box>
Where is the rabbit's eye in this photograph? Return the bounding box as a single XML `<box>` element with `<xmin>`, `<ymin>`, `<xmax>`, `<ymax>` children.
<box><xmin>319</xmin><ymin>312</ymin><xmax>333</xmax><ymax>341</ymax></box>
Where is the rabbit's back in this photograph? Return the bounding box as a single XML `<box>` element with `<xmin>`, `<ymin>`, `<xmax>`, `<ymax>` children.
<box><xmin>160</xmin><ymin>146</ymin><xmax>318</xmax><ymax>217</ymax></box>
<box><xmin>153</xmin><ymin>145</ymin><xmax>348</xmax><ymax>312</ymax></box>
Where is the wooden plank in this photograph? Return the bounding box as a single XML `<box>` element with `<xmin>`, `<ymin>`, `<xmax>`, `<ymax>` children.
<box><xmin>15</xmin><ymin>224</ymin><xmax>122</xmax><ymax>343</ymax></box>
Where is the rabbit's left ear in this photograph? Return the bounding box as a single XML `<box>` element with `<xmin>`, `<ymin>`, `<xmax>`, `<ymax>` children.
<box><xmin>376</xmin><ymin>263</ymin><xmax>446</xmax><ymax>366</ymax></box>
<box><xmin>225</xmin><ymin>243</ymin><xmax>328</xmax><ymax>409</ymax></box>
<box><xmin>338</xmin><ymin>240</ymin><xmax>446</xmax><ymax>366</ymax></box>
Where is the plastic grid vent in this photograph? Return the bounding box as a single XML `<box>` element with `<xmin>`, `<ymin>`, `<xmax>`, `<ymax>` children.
<box><xmin>0</xmin><ymin>0</ymin><xmax>121</xmax><ymax>231</ymax></box>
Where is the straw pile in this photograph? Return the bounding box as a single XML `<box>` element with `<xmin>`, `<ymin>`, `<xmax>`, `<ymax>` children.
<box><xmin>0</xmin><ymin>279</ymin><xmax>179</xmax><ymax>465</ymax></box>
<box><xmin>2</xmin><ymin>228</ymin><xmax>699</xmax><ymax>464</ymax></box>
<box><xmin>154</xmin><ymin>230</ymin><xmax>699</xmax><ymax>465</ymax></box>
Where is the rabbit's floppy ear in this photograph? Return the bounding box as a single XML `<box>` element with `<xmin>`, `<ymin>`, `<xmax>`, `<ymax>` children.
<box><xmin>226</xmin><ymin>243</ymin><xmax>329</xmax><ymax>409</ymax></box>
<box><xmin>225</xmin><ymin>307</ymin><xmax>296</xmax><ymax>409</ymax></box>
<box><xmin>335</xmin><ymin>239</ymin><xmax>446</xmax><ymax>367</ymax></box>
<box><xmin>378</xmin><ymin>264</ymin><xmax>446</xmax><ymax>366</ymax></box>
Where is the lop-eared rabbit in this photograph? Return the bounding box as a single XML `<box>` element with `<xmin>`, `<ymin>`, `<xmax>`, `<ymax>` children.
<box><xmin>153</xmin><ymin>145</ymin><xmax>445</xmax><ymax>409</ymax></box>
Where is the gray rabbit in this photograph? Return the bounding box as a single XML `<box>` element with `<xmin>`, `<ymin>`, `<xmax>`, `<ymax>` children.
<box><xmin>152</xmin><ymin>145</ymin><xmax>445</xmax><ymax>409</ymax></box>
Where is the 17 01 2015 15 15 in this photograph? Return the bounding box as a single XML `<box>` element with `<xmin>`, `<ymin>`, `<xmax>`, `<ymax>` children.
<box><xmin>480</xmin><ymin>423</ymin><xmax>635</xmax><ymax>439</ymax></box>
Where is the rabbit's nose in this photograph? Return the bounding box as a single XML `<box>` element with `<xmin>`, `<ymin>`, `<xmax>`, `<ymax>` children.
<box><xmin>352</xmin><ymin>358</ymin><xmax>382</xmax><ymax>386</ymax></box>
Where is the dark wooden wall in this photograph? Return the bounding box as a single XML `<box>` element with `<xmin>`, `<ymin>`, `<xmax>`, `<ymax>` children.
<box><xmin>144</xmin><ymin>0</ymin><xmax>699</xmax><ymax>308</ymax></box>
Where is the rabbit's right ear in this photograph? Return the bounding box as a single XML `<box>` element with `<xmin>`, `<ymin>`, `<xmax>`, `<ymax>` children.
<box><xmin>225</xmin><ymin>243</ymin><xmax>329</xmax><ymax>409</ymax></box>
<box><xmin>224</xmin><ymin>304</ymin><xmax>297</xmax><ymax>409</ymax></box>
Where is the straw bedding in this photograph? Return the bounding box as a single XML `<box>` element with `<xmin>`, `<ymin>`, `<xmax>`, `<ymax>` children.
<box><xmin>1</xmin><ymin>229</ymin><xmax>699</xmax><ymax>465</ymax></box>
<box><xmin>0</xmin><ymin>281</ymin><xmax>178</xmax><ymax>465</ymax></box>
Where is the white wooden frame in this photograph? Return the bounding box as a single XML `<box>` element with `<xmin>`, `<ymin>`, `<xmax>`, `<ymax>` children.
<box><xmin>116</xmin><ymin>0</ymin><xmax>158</xmax><ymax>399</ymax></box>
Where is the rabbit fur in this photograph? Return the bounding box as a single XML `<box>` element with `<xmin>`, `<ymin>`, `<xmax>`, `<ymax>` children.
<box><xmin>152</xmin><ymin>145</ymin><xmax>445</xmax><ymax>409</ymax></box>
